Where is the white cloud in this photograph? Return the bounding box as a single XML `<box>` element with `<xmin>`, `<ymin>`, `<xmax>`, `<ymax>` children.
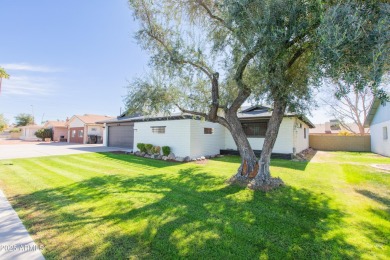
<box><xmin>1</xmin><ymin>75</ymin><xmax>57</xmax><ymax>96</ymax></box>
<box><xmin>1</xmin><ymin>63</ymin><xmax>62</xmax><ymax>73</ymax></box>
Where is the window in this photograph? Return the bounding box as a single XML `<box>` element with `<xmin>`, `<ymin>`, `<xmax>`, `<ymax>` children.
<box><xmin>384</xmin><ymin>126</ymin><xmax>388</xmax><ymax>140</ymax></box>
<box><xmin>242</xmin><ymin>122</ymin><xmax>268</xmax><ymax>137</ymax></box>
<box><xmin>78</xmin><ymin>130</ymin><xmax>84</xmax><ymax>138</ymax></box>
<box><xmin>151</xmin><ymin>126</ymin><xmax>166</xmax><ymax>134</ymax></box>
<box><xmin>71</xmin><ymin>130</ymin><xmax>76</xmax><ymax>138</ymax></box>
<box><xmin>204</xmin><ymin>128</ymin><xmax>214</xmax><ymax>134</ymax></box>
<box><xmin>304</xmin><ymin>128</ymin><xmax>307</xmax><ymax>139</ymax></box>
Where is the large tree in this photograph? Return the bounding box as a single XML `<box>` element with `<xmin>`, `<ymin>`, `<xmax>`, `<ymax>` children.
<box><xmin>15</xmin><ymin>113</ymin><xmax>34</xmax><ymax>126</ymax></box>
<box><xmin>126</xmin><ymin>0</ymin><xmax>273</xmax><ymax>180</ymax></box>
<box><xmin>220</xmin><ymin>0</ymin><xmax>389</xmax><ymax>189</ymax></box>
<box><xmin>321</xmin><ymin>84</ymin><xmax>373</xmax><ymax>135</ymax></box>
<box><xmin>126</xmin><ymin>0</ymin><xmax>389</xmax><ymax>190</ymax></box>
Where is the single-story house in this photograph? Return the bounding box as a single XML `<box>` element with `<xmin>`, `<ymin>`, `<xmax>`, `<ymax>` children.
<box><xmin>43</xmin><ymin>120</ymin><xmax>67</xmax><ymax>142</ymax></box>
<box><xmin>66</xmin><ymin>114</ymin><xmax>113</xmax><ymax>144</ymax></box>
<box><xmin>19</xmin><ymin>124</ymin><xmax>43</xmax><ymax>141</ymax></box>
<box><xmin>312</xmin><ymin>120</ymin><xmax>365</xmax><ymax>134</ymax></box>
<box><xmin>364</xmin><ymin>97</ymin><xmax>390</xmax><ymax>157</ymax></box>
<box><xmin>100</xmin><ymin>106</ymin><xmax>314</xmax><ymax>159</ymax></box>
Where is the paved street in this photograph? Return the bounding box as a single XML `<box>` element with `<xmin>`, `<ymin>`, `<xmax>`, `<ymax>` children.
<box><xmin>0</xmin><ymin>141</ymin><xmax>130</xmax><ymax>160</ymax></box>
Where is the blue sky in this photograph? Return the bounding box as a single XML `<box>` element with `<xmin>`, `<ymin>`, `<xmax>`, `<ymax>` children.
<box><xmin>0</xmin><ymin>0</ymin><xmax>328</xmax><ymax>124</ymax></box>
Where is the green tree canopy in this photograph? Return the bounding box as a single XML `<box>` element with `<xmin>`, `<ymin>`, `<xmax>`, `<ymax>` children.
<box><xmin>15</xmin><ymin>113</ymin><xmax>34</xmax><ymax>126</ymax></box>
<box><xmin>0</xmin><ymin>67</ymin><xmax>10</xmax><ymax>79</ymax></box>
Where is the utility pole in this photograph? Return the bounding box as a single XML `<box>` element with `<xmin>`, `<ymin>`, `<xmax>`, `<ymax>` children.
<box><xmin>31</xmin><ymin>105</ymin><xmax>35</xmax><ymax>124</ymax></box>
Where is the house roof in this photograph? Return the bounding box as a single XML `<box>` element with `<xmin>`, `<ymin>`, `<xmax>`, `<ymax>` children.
<box><xmin>67</xmin><ymin>114</ymin><xmax>114</xmax><ymax>125</ymax></box>
<box><xmin>44</xmin><ymin>121</ymin><xmax>67</xmax><ymax>128</ymax></box>
<box><xmin>364</xmin><ymin>98</ymin><xmax>382</xmax><ymax>127</ymax></box>
<box><xmin>98</xmin><ymin>105</ymin><xmax>315</xmax><ymax>128</ymax></box>
<box><xmin>364</xmin><ymin>92</ymin><xmax>390</xmax><ymax>127</ymax></box>
<box><xmin>311</xmin><ymin>122</ymin><xmax>362</xmax><ymax>134</ymax></box>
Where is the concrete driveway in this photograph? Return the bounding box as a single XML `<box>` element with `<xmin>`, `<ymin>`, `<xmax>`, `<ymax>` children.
<box><xmin>0</xmin><ymin>142</ymin><xmax>131</xmax><ymax>160</ymax></box>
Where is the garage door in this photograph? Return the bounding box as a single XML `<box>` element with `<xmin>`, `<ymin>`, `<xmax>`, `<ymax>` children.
<box><xmin>108</xmin><ymin>125</ymin><xmax>134</xmax><ymax>148</ymax></box>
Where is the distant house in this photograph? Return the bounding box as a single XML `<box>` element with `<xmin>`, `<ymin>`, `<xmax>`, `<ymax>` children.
<box><xmin>43</xmin><ymin>121</ymin><xmax>67</xmax><ymax>142</ymax></box>
<box><xmin>100</xmin><ymin>106</ymin><xmax>314</xmax><ymax>159</ymax></box>
<box><xmin>312</xmin><ymin>120</ymin><xmax>364</xmax><ymax>134</ymax></box>
<box><xmin>364</xmin><ymin>98</ymin><xmax>390</xmax><ymax>157</ymax></box>
<box><xmin>19</xmin><ymin>125</ymin><xmax>42</xmax><ymax>141</ymax></box>
<box><xmin>66</xmin><ymin>114</ymin><xmax>113</xmax><ymax>144</ymax></box>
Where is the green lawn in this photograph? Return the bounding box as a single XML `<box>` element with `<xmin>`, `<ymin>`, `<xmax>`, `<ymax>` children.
<box><xmin>0</xmin><ymin>152</ymin><xmax>389</xmax><ymax>259</ymax></box>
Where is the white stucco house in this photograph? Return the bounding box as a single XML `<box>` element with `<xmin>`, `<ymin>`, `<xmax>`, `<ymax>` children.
<box><xmin>100</xmin><ymin>106</ymin><xmax>314</xmax><ymax>159</ymax></box>
<box><xmin>364</xmin><ymin>98</ymin><xmax>390</xmax><ymax>157</ymax></box>
<box><xmin>19</xmin><ymin>125</ymin><xmax>43</xmax><ymax>141</ymax></box>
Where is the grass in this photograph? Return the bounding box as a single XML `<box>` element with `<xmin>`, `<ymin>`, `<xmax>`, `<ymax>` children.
<box><xmin>0</xmin><ymin>151</ymin><xmax>389</xmax><ymax>259</ymax></box>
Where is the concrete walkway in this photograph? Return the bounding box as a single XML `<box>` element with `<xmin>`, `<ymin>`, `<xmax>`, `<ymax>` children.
<box><xmin>0</xmin><ymin>190</ymin><xmax>45</xmax><ymax>260</ymax></box>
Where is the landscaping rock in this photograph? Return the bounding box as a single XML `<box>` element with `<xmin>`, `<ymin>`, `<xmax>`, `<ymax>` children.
<box><xmin>157</xmin><ymin>155</ymin><xmax>163</xmax><ymax>160</ymax></box>
<box><xmin>144</xmin><ymin>154</ymin><xmax>151</xmax><ymax>158</ymax></box>
<box><xmin>200</xmin><ymin>156</ymin><xmax>206</xmax><ymax>160</ymax></box>
<box><xmin>134</xmin><ymin>151</ymin><xmax>140</xmax><ymax>156</ymax></box>
<box><xmin>183</xmin><ymin>156</ymin><xmax>191</xmax><ymax>162</ymax></box>
<box><xmin>168</xmin><ymin>153</ymin><xmax>176</xmax><ymax>160</ymax></box>
<box><xmin>176</xmin><ymin>157</ymin><xmax>184</xmax><ymax>162</ymax></box>
<box><xmin>196</xmin><ymin>158</ymin><xmax>202</xmax><ymax>161</ymax></box>
<box><xmin>162</xmin><ymin>156</ymin><xmax>168</xmax><ymax>161</ymax></box>
<box><xmin>140</xmin><ymin>152</ymin><xmax>146</xmax><ymax>157</ymax></box>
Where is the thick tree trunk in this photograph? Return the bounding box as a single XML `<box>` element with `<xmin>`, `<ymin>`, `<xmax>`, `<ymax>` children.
<box><xmin>225</xmin><ymin>111</ymin><xmax>258</xmax><ymax>184</ymax></box>
<box><xmin>249</xmin><ymin>100</ymin><xmax>286</xmax><ymax>190</ymax></box>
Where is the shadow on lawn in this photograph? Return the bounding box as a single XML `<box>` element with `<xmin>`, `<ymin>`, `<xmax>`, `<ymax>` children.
<box><xmin>211</xmin><ymin>155</ymin><xmax>310</xmax><ymax>171</ymax></box>
<box><xmin>11</xmin><ymin>167</ymin><xmax>359</xmax><ymax>259</ymax></box>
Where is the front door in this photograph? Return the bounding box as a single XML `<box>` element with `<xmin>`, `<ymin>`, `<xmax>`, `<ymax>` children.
<box><xmin>69</xmin><ymin>127</ymin><xmax>84</xmax><ymax>143</ymax></box>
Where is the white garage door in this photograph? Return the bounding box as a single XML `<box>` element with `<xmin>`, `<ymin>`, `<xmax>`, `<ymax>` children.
<box><xmin>108</xmin><ymin>125</ymin><xmax>134</xmax><ymax>148</ymax></box>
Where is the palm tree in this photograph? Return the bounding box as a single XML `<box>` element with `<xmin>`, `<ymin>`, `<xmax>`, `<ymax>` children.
<box><xmin>0</xmin><ymin>67</ymin><xmax>10</xmax><ymax>94</ymax></box>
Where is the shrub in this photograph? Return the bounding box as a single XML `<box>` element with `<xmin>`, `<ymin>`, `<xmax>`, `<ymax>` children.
<box><xmin>145</xmin><ymin>144</ymin><xmax>153</xmax><ymax>154</ymax></box>
<box><xmin>9</xmin><ymin>128</ymin><xmax>21</xmax><ymax>133</ymax></box>
<box><xmin>153</xmin><ymin>146</ymin><xmax>161</xmax><ymax>154</ymax></box>
<box><xmin>137</xmin><ymin>143</ymin><xmax>146</xmax><ymax>153</ymax></box>
<box><xmin>338</xmin><ymin>130</ymin><xmax>353</xmax><ymax>136</ymax></box>
<box><xmin>35</xmin><ymin>128</ymin><xmax>53</xmax><ymax>140</ymax></box>
<box><xmin>162</xmin><ymin>146</ymin><xmax>171</xmax><ymax>156</ymax></box>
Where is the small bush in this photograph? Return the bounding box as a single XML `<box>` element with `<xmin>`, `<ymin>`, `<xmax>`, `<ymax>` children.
<box><xmin>153</xmin><ymin>146</ymin><xmax>161</xmax><ymax>154</ymax></box>
<box><xmin>9</xmin><ymin>128</ymin><xmax>21</xmax><ymax>133</ymax></box>
<box><xmin>338</xmin><ymin>130</ymin><xmax>353</xmax><ymax>136</ymax></box>
<box><xmin>162</xmin><ymin>146</ymin><xmax>171</xmax><ymax>156</ymax></box>
<box><xmin>35</xmin><ymin>128</ymin><xmax>53</xmax><ymax>140</ymax></box>
<box><xmin>137</xmin><ymin>143</ymin><xmax>146</xmax><ymax>153</ymax></box>
<box><xmin>145</xmin><ymin>144</ymin><xmax>153</xmax><ymax>154</ymax></box>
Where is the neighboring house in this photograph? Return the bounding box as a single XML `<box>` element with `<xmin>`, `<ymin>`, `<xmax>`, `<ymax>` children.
<box><xmin>19</xmin><ymin>125</ymin><xmax>43</xmax><ymax>141</ymax></box>
<box><xmin>100</xmin><ymin>106</ymin><xmax>314</xmax><ymax>159</ymax></box>
<box><xmin>364</xmin><ymin>98</ymin><xmax>390</xmax><ymax>157</ymax></box>
<box><xmin>66</xmin><ymin>114</ymin><xmax>113</xmax><ymax>144</ymax></box>
<box><xmin>43</xmin><ymin>121</ymin><xmax>67</xmax><ymax>142</ymax></box>
<box><xmin>312</xmin><ymin>120</ymin><xmax>364</xmax><ymax>134</ymax></box>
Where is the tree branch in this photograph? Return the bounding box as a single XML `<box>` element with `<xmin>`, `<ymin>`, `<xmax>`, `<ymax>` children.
<box><xmin>230</xmin><ymin>38</ymin><xmax>263</xmax><ymax>111</ymax></box>
<box><xmin>196</xmin><ymin>0</ymin><xmax>247</xmax><ymax>47</ymax></box>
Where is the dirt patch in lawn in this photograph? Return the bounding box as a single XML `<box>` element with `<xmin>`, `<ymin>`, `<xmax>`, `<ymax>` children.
<box><xmin>371</xmin><ymin>164</ymin><xmax>390</xmax><ymax>172</ymax></box>
<box><xmin>307</xmin><ymin>150</ymin><xmax>332</xmax><ymax>163</ymax></box>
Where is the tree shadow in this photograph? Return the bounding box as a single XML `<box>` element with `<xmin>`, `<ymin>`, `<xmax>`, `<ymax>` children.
<box><xmin>10</xmin><ymin>165</ymin><xmax>361</xmax><ymax>259</ymax></box>
<box><xmin>211</xmin><ymin>156</ymin><xmax>309</xmax><ymax>171</ymax></box>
